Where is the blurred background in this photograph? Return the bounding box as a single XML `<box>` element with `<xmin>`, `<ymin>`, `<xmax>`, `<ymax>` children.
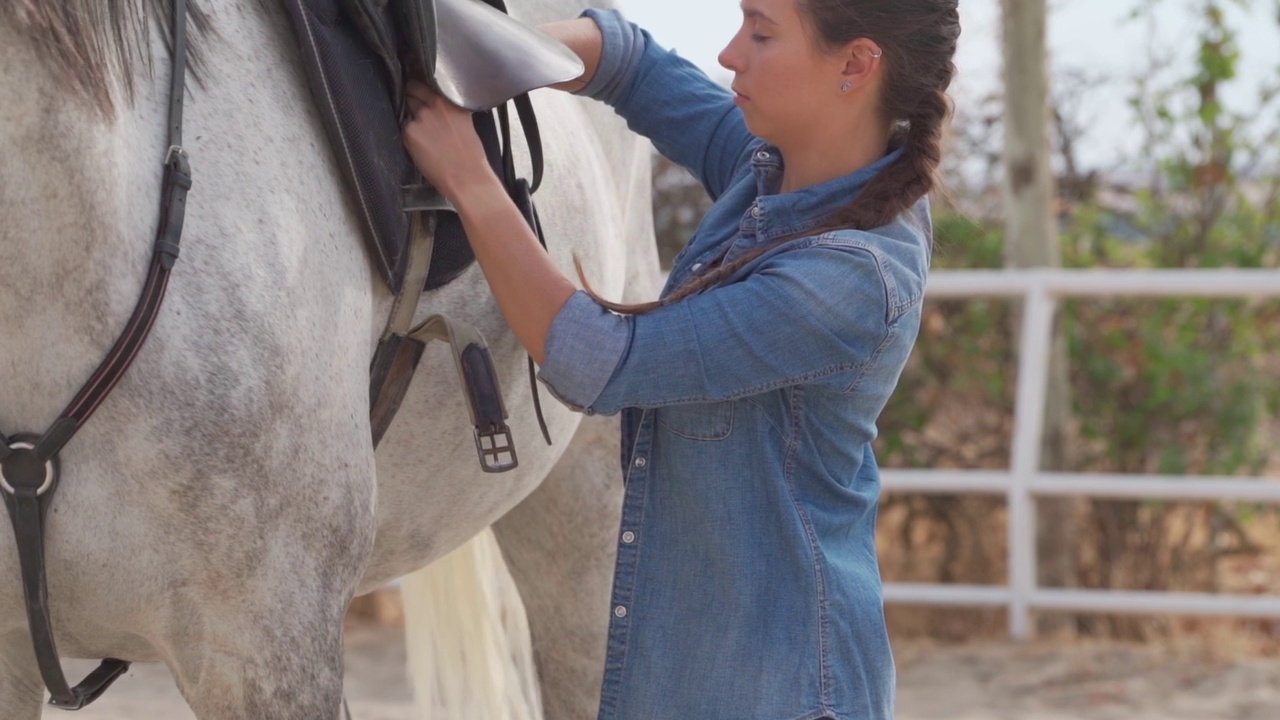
<box><xmin>75</xmin><ymin>2</ymin><xmax>1280</xmax><ymax>718</ymax></box>
<box><xmin>624</xmin><ymin>0</ymin><xmax>1280</xmax><ymax>716</ymax></box>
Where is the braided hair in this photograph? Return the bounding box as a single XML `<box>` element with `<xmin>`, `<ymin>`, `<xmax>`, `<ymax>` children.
<box><xmin>580</xmin><ymin>0</ymin><xmax>960</xmax><ymax>314</ymax></box>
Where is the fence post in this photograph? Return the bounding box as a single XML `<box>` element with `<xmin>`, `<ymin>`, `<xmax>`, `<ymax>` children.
<box><xmin>1008</xmin><ymin>282</ymin><xmax>1056</xmax><ymax>639</ymax></box>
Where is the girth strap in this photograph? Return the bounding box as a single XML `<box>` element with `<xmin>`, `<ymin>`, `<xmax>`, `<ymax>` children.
<box><xmin>0</xmin><ymin>0</ymin><xmax>192</xmax><ymax>709</ymax></box>
<box><xmin>369</xmin><ymin>211</ymin><xmax>437</xmax><ymax>448</ymax></box>
<box><xmin>409</xmin><ymin>316</ymin><xmax>517</xmax><ymax>472</ymax></box>
<box><xmin>369</xmin><ymin>210</ymin><xmax>518</xmax><ymax>472</ymax></box>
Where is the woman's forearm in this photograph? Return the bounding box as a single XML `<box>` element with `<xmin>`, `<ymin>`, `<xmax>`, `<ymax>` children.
<box><xmin>538</xmin><ymin>18</ymin><xmax>604</xmax><ymax>93</ymax></box>
<box><xmin>448</xmin><ymin>172</ymin><xmax>577</xmax><ymax>365</ymax></box>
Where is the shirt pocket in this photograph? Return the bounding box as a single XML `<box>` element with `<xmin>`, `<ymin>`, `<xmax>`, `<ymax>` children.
<box><xmin>656</xmin><ymin>400</ymin><xmax>735</xmax><ymax>441</ymax></box>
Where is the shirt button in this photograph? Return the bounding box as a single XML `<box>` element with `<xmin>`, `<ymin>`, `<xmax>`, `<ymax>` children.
<box><xmin>755</xmin><ymin>150</ymin><xmax>770</xmax><ymax>161</ymax></box>
<box><xmin>691</xmin><ymin>262</ymin><xmax>703</xmax><ymax>271</ymax></box>
<box><xmin>622</xmin><ymin>531</ymin><xmax>636</xmax><ymax>544</ymax></box>
<box><xmin>750</xmin><ymin>204</ymin><xmax>762</xmax><ymax>218</ymax></box>
<box><xmin>634</xmin><ymin>457</ymin><xmax>646</xmax><ymax>468</ymax></box>
<box><xmin>614</xmin><ymin>605</ymin><xmax>628</xmax><ymax>618</ymax></box>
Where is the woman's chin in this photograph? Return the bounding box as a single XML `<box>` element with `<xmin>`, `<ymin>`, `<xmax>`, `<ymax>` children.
<box><xmin>740</xmin><ymin>115</ymin><xmax>770</xmax><ymax>142</ymax></box>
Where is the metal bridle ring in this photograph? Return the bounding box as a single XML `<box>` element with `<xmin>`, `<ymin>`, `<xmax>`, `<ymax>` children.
<box><xmin>1</xmin><ymin>442</ymin><xmax>55</xmax><ymax>496</ymax></box>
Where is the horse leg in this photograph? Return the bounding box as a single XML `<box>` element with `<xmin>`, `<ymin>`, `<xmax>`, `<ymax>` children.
<box><xmin>0</xmin><ymin>635</ymin><xmax>43</xmax><ymax>720</ymax></box>
<box><xmin>161</xmin><ymin>476</ymin><xmax>371</xmax><ymax>719</ymax></box>
<box><xmin>167</xmin><ymin>602</ymin><xmax>348</xmax><ymax>720</ymax></box>
<box><xmin>491</xmin><ymin>414</ymin><xmax>625</xmax><ymax>720</ymax></box>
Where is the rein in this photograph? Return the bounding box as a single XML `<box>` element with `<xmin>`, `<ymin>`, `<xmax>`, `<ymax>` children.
<box><xmin>0</xmin><ymin>0</ymin><xmax>192</xmax><ymax>709</ymax></box>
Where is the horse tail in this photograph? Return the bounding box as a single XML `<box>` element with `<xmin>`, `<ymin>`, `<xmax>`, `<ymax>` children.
<box><xmin>401</xmin><ymin>527</ymin><xmax>543</xmax><ymax>720</ymax></box>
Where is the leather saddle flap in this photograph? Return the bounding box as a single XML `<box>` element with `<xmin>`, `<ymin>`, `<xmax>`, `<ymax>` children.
<box><xmin>282</xmin><ymin>0</ymin><xmax>480</xmax><ymax>292</ymax></box>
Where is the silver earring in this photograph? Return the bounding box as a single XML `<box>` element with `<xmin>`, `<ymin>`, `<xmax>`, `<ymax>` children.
<box><xmin>840</xmin><ymin>81</ymin><xmax>853</xmax><ymax>93</ymax></box>
<box><xmin>869</xmin><ymin>49</ymin><xmax>883</xmax><ymax>59</ymax></box>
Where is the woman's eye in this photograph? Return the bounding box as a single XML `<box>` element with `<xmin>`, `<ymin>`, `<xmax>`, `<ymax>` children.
<box><xmin>751</xmin><ymin>34</ymin><xmax>770</xmax><ymax>43</ymax></box>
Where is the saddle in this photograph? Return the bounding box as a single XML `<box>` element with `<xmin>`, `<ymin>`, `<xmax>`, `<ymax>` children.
<box><xmin>281</xmin><ymin>0</ymin><xmax>581</xmax><ymax>291</ymax></box>
<box><xmin>281</xmin><ymin>0</ymin><xmax>582</xmax><ymax>466</ymax></box>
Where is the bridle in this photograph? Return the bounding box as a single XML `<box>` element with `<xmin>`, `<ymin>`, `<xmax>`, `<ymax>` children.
<box><xmin>0</xmin><ymin>0</ymin><xmax>192</xmax><ymax>708</ymax></box>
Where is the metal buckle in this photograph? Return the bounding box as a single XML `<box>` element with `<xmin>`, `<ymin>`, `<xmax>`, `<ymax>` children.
<box><xmin>1</xmin><ymin>442</ymin><xmax>55</xmax><ymax>496</ymax></box>
<box><xmin>165</xmin><ymin>145</ymin><xmax>187</xmax><ymax>165</ymax></box>
<box><xmin>474</xmin><ymin>424</ymin><xmax>518</xmax><ymax>473</ymax></box>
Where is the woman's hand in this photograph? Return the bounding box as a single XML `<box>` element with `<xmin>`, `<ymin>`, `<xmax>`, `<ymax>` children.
<box><xmin>402</xmin><ymin>81</ymin><xmax>494</xmax><ymax>200</ymax></box>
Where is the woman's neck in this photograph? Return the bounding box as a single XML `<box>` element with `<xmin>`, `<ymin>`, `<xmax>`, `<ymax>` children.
<box><xmin>777</xmin><ymin>121</ymin><xmax>892</xmax><ymax>194</ymax></box>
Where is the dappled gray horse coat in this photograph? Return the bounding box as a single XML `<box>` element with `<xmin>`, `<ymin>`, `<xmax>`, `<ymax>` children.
<box><xmin>0</xmin><ymin>0</ymin><xmax>658</xmax><ymax>717</ymax></box>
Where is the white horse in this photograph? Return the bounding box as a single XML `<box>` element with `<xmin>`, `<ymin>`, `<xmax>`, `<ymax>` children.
<box><xmin>0</xmin><ymin>0</ymin><xmax>657</xmax><ymax>717</ymax></box>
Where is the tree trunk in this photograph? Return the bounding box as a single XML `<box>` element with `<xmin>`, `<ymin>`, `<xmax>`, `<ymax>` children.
<box><xmin>1001</xmin><ymin>0</ymin><xmax>1077</xmax><ymax>637</ymax></box>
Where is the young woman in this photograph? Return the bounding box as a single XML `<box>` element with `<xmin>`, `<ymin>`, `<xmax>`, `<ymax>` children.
<box><xmin>402</xmin><ymin>1</ymin><xmax>959</xmax><ymax>717</ymax></box>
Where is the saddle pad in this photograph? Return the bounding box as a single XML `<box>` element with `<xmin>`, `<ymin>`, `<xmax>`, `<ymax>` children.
<box><xmin>282</xmin><ymin>0</ymin><xmax>481</xmax><ymax>292</ymax></box>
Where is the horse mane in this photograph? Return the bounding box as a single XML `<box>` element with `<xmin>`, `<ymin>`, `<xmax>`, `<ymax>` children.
<box><xmin>3</xmin><ymin>0</ymin><xmax>210</xmax><ymax>116</ymax></box>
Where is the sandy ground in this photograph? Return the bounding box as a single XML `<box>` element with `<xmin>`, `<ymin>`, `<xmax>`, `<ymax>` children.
<box><xmin>892</xmin><ymin>640</ymin><xmax>1280</xmax><ymax>720</ymax></box>
<box><xmin>62</xmin><ymin>624</ymin><xmax>1280</xmax><ymax>720</ymax></box>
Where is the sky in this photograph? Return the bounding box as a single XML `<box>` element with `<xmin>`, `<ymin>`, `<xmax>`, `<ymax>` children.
<box><xmin>614</xmin><ymin>0</ymin><xmax>1280</xmax><ymax>170</ymax></box>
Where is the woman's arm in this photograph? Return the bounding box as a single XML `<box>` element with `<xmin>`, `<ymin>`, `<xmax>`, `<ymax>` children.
<box><xmin>539</xmin><ymin>245</ymin><xmax>906</xmax><ymax>416</ymax></box>
<box><xmin>544</xmin><ymin>10</ymin><xmax>757</xmax><ymax>200</ymax></box>
<box><xmin>403</xmin><ymin>83</ymin><xmax>573</xmax><ymax>365</ymax></box>
<box><xmin>446</xmin><ymin>171</ymin><xmax>575</xmax><ymax>365</ymax></box>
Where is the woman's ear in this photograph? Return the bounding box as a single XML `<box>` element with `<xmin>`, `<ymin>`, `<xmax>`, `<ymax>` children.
<box><xmin>838</xmin><ymin>38</ymin><xmax>883</xmax><ymax>90</ymax></box>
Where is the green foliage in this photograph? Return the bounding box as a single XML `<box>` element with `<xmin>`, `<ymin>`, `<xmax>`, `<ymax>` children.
<box><xmin>878</xmin><ymin>205</ymin><xmax>1280</xmax><ymax>477</ymax></box>
<box><xmin>875</xmin><ymin>1</ymin><xmax>1280</xmax><ymax>635</ymax></box>
<box><xmin>878</xmin><ymin>215</ymin><xmax>1015</xmax><ymax>470</ymax></box>
<box><xmin>881</xmin><ymin>0</ymin><xmax>1280</xmax><ymax>477</ymax></box>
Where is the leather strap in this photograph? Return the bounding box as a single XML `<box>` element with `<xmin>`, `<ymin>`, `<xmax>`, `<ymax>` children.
<box><xmin>370</xmin><ymin>204</ymin><xmax>518</xmax><ymax>472</ymax></box>
<box><xmin>479</xmin><ymin>0</ymin><xmax>547</xmax><ymax>193</ymax></box>
<box><xmin>369</xmin><ymin>211</ymin><xmax>437</xmax><ymax>447</ymax></box>
<box><xmin>44</xmin><ymin>2</ymin><xmax>191</xmax><ymax>458</ymax></box>
<box><xmin>386</xmin><ymin>211</ymin><xmax>437</xmax><ymax>340</ymax></box>
<box><xmin>2</xmin><ymin>438</ymin><xmax>132</xmax><ymax>711</ymax></box>
<box><xmin>409</xmin><ymin>315</ymin><xmax>517</xmax><ymax>473</ymax></box>
<box><xmin>512</xmin><ymin>95</ymin><xmax>544</xmax><ymax>193</ymax></box>
<box><xmin>497</xmin><ymin>104</ymin><xmax>552</xmax><ymax>446</ymax></box>
<box><xmin>0</xmin><ymin>0</ymin><xmax>192</xmax><ymax>708</ymax></box>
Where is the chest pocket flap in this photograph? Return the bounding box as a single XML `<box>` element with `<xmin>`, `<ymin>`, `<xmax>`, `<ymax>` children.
<box><xmin>656</xmin><ymin>400</ymin><xmax>735</xmax><ymax>441</ymax></box>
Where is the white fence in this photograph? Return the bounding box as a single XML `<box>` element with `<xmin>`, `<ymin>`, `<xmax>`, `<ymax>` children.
<box><xmin>879</xmin><ymin>269</ymin><xmax>1280</xmax><ymax>639</ymax></box>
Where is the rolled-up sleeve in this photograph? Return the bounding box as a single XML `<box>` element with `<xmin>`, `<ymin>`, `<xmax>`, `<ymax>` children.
<box><xmin>575</xmin><ymin>9</ymin><xmax>757</xmax><ymax>199</ymax></box>
<box><xmin>535</xmin><ymin>291</ymin><xmax>631</xmax><ymax>412</ymax></box>
<box><xmin>537</xmin><ymin>244</ymin><xmax>896</xmax><ymax>416</ymax></box>
<box><xmin>573</xmin><ymin>9</ymin><xmax>646</xmax><ymax>105</ymax></box>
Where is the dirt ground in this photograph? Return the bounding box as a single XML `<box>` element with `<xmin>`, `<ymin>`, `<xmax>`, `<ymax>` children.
<box><xmin>64</xmin><ymin>622</ymin><xmax>1280</xmax><ymax>720</ymax></box>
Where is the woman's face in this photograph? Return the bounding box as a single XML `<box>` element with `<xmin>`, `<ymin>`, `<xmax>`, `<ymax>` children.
<box><xmin>718</xmin><ymin>0</ymin><xmax>843</xmax><ymax>147</ymax></box>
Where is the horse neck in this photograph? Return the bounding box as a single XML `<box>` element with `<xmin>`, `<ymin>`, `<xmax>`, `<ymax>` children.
<box><xmin>0</xmin><ymin>1</ymin><xmax>379</xmax><ymax>423</ymax></box>
<box><xmin>0</xmin><ymin>13</ymin><xmax>170</xmax><ymax>388</ymax></box>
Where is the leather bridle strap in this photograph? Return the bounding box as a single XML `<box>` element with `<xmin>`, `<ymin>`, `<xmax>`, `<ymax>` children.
<box><xmin>35</xmin><ymin>0</ymin><xmax>191</xmax><ymax>463</ymax></box>
<box><xmin>0</xmin><ymin>0</ymin><xmax>191</xmax><ymax>709</ymax></box>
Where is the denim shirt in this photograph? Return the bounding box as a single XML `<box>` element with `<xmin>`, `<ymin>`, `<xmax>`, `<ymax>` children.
<box><xmin>536</xmin><ymin>10</ymin><xmax>932</xmax><ymax>720</ymax></box>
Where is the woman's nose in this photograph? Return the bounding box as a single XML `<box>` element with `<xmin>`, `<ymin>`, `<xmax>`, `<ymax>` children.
<box><xmin>718</xmin><ymin>34</ymin><xmax>741</xmax><ymax>72</ymax></box>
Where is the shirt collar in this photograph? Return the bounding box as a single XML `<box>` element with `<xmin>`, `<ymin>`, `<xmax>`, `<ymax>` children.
<box><xmin>747</xmin><ymin>143</ymin><xmax>906</xmax><ymax>241</ymax></box>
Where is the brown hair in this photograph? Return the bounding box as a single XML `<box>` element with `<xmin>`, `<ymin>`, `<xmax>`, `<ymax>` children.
<box><xmin>581</xmin><ymin>0</ymin><xmax>960</xmax><ymax>314</ymax></box>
